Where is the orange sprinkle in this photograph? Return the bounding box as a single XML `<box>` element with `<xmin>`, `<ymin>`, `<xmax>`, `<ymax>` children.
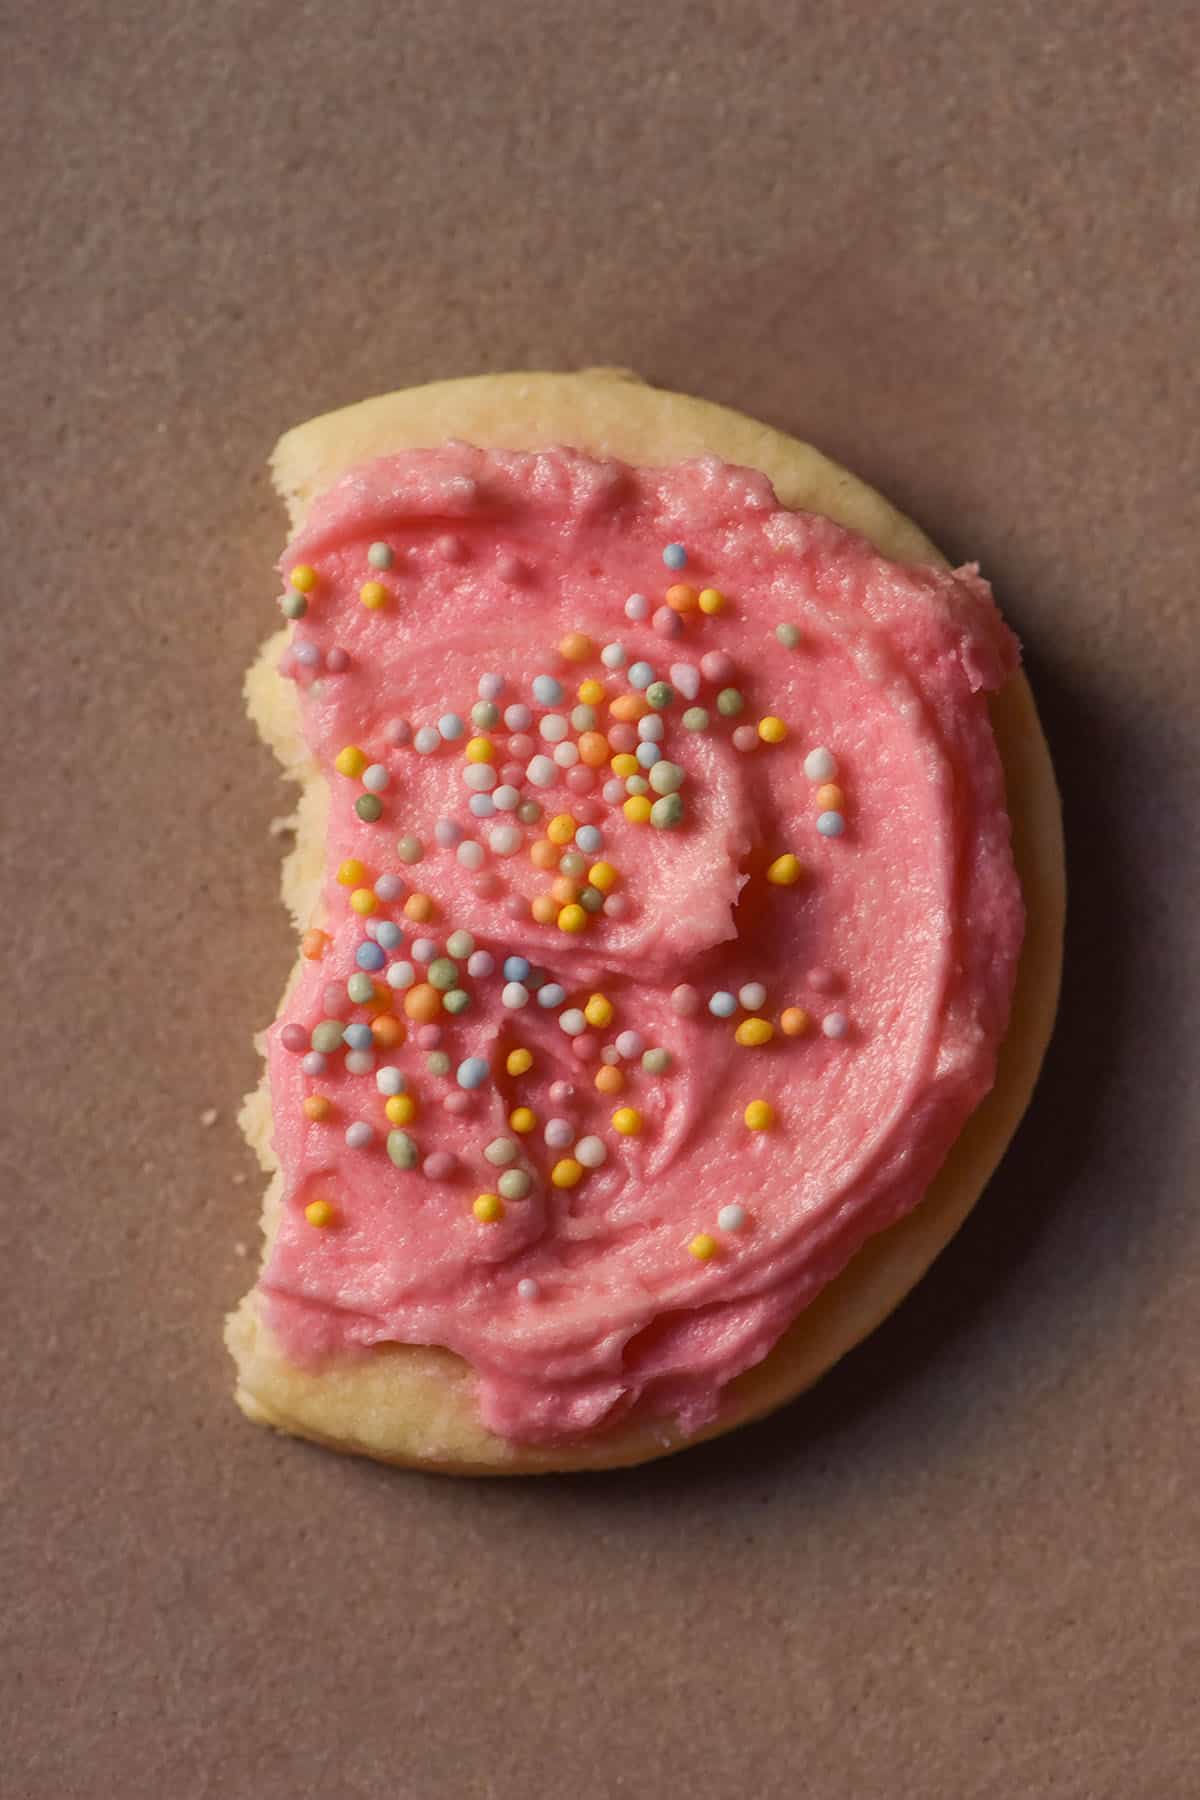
<box><xmin>551</xmin><ymin>875</ymin><xmax>582</xmax><ymax>905</ymax></box>
<box><xmin>816</xmin><ymin>783</ymin><xmax>845</xmax><ymax>811</ymax></box>
<box><xmin>530</xmin><ymin>838</ymin><xmax>560</xmax><ymax>870</ymax></box>
<box><xmin>370</xmin><ymin>1015</ymin><xmax>406</xmax><ymax>1049</ymax></box>
<box><xmin>780</xmin><ymin>1007</ymin><xmax>810</xmax><ymax>1037</ymax></box>
<box><xmin>594</xmin><ymin>1064</ymin><xmax>625</xmax><ymax>1095</ymax></box>
<box><xmin>364</xmin><ymin>983</ymin><xmax>393</xmax><ymax>1014</ymax></box>
<box><xmin>559</xmin><ymin>631</ymin><xmax>593</xmax><ymax>662</ymax></box>
<box><xmin>577</xmin><ymin>731</ymin><xmax>611</xmax><ymax>767</ymax></box>
<box><xmin>404</xmin><ymin>892</ymin><xmax>435</xmax><ymax>923</ymax></box>
<box><xmin>301</xmin><ymin>929</ymin><xmax>329</xmax><ymax>961</ymax></box>
<box><xmin>403</xmin><ymin>983</ymin><xmax>442</xmax><ymax>1022</ymax></box>
<box><xmin>610</xmin><ymin>692</ymin><xmax>650</xmax><ymax>722</ymax></box>
<box><xmin>665</xmin><ymin>583</ymin><xmax>698</xmax><ymax>612</ymax></box>
<box><xmin>531</xmin><ymin>894</ymin><xmax>558</xmax><ymax>925</ymax></box>
<box><xmin>302</xmin><ymin>1095</ymin><xmax>332</xmax><ymax>1121</ymax></box>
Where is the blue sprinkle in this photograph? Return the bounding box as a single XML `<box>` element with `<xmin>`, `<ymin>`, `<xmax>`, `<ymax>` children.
<box><xmin>469</xmin><ymin>793</ymin><xmax>496</xmax><ymax>817</ymax></box>
<box><xmin>537</xmin><ymin>983</ymin><xmax>566</xmax><ymax>1009</ymax></box>
<box><xmin>438</xmin><ymin>712</ymin><xmax>465</xmax><ymax>740</ymax></box>
<box><xmin>816</xmin><ymin>811</ymin><xmax>846</xmax><ymax>837</ymax></box>
<box><xmin>708</xmin><ymin>991</ymin><xmax>737</xmax><ymax>1018</ymax></box>
<box><xmin>355</xmin><ymin>942</ymin><xmax>387</xmax><ymax>971</ymax></box>
<box><xmin>503</xmin><ymin>955</ymin><xmax>531</xmax><ymax>982</ymax></box>
<box><xmin>575</xmin><ymin>824</ymin><xmax>603</xmax><ymax>854</ymax></box>
<box><xmin>343</xmin><ymin>1023</ymin><xmax>374</xmax><ymax>1049</ymax></box>
<box><xmin>628</xmin><ymin>660</ymin><xmax>654</xmax><ymax>690</ymax></box>
<box><xmin>532</xmin><ymin>674</ymin><xmax>564</xmax><ymax>706</ymax></box>
<box><xmin>457</xmin><ymin>1056</ymin><xmax>490</xmax><ymax>1090</ymax></box>
<box><xmin>635</xmin><ymin>741</ymin><xmax>661</xmax><ymax>768</ymax></box>
<box><xmin>375</xmin><ymin>922</ymin><xmax>403</xmax><ymax>951</ymax></box>
<box><xmin>663</xmin><ymin>543</ymin><xmax>687</xmax><ymax>570</ymax></box>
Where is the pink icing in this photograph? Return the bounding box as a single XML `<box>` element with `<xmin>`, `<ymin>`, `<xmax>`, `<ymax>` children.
<box><xmin>257</xmin><ymin>445</ymin><xmax>1024</xmax><ymax>1445</ymax></box>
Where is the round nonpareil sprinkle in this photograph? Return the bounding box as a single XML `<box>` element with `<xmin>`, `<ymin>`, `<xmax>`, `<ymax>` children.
<box><xmin>688</xmin><ymin>1233</ymin><xmax>718</xmax><ymax>1260</ymax></box>
<box><xmin>804</xmin><ymin>746</ymin><xmax>838</xmax><ymax>782</ymax></box>
<box><xmin>744</xmin><ymin>1100</ymin><xmax>774</xmax><ymax>1130</ymax></box>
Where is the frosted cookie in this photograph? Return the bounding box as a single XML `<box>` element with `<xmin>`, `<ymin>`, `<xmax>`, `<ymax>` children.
<box><xmin>226</xmin><ymin>370</ymin><xmax>1064</xmax><ymax>1473</ymax></box>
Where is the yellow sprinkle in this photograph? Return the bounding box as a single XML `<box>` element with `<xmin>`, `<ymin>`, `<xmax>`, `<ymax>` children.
<box><xmin>289</xmin><ymin>565</ymin><xmax>318</xmax><ymax>592</ymax></box>
<box><xmin>735</xmin><ymin>1017</ymin><xmax>774</xmax><ymax>1047</ymax></box>
<box><xmin>359</xmin><ymin>580</ymin><xmax>389</xmax><ymax>610</ymax></box>
<box><xmin>698</xmin><ymin>587</ymin><xmax>725</xmax><ymax>615</ymax></box>
<box><xmin>623</xmin><ymin>795</ymin><xmax>653</xmax><ymax>824</ymax></box>
<box><xmin>385</xmin><ymin>1093</ymin><xmax>417</xmax><ymax>1126</ymax></box>
<box><xmin>588</xmin><ymin>860</ymin><xmax>619</xmax><ymax>892</ymax></box>
<box><xmin>304</xmin><ymin>1198</ymin><xmax>335</xmax><ymax>1228</ymax></box>
<box><xmin>559</xmin><ymin>632</ymin><xmax>593</xmax><ymax>662</ymax></box>
<box><xmin>349</xmin><ymin>887</ymin><xmax>378</xmax><ymax>916</ymax></box>
<box><xmin>584</xmin><ymin>993</ymin><xmax>613</xmax><ymax>1028</ymax></box>
<box><xmin>473</xmin><ymin>1193</ymin><xmax>504</xmax><ymax>1223</ymax></box>
<box><xmin>464</xmin><ymin>736</ymin><xmax>495</xmax><ymax>764</ymax></box>
<box><xmin>303</xmin><ymin>1095</ymin><xmax>331</xmax><ymax>1121</ymax></box>
<box><xmin>337</xmin><ymin>857</ymin><xmax>368</xmax><ymax>886</ymax></box>
<box><xmin>335</xmin><ymin>745</ymin><xmax>368</xmax><ymax>778</ymax></box>
<box><xmin>610</xmin><ymin>752</ymin><xmax>639</xmax><ymax>778</ymax></box>
<box><xmin>816</xmin><ymin>783</ymin><xmax>845</xmax><ymax>811</ymax></box>
<box><xmin>557</xmin><ymin>903</ymin><xmax>588</xmax><ymax>933</ymax></box>
<box><xmin>509</xmin><ymin>1107</ymin><xmax>537</xmax><ymax>1134</ymax></box>
<box><xmin>689</xmin><ymin>1232</ymin><xmax>718</xmax><ymax>1260</ymax></box>
<box><xmin>577</xmin><ymin>678</ymin><xmax>605</xmax><ymax>705</ymax></box>
<box><xmin>757</xmin><ymin>716</ymin><xmax>788</xmax><ymax>744</ymax></box>
<box><xmin>612</xmin><ymin>1106</ymin><xmax>642</xmax><ymax>1136</ymax></box>
<box><xmin>506</xmin><ymin>1047</ymin><xmax>534</xmax><ymax>1076</ymax></box>
<box><xmin>547</xmin><ymin>812</ymin><xmax>576</xmax><ymax>845</ymax></box>
<box><xmin>766</xmin><ymin>853</ymin><xmax>803</xmax><ymax>886</ymax></box>
<box><xmin>780</xmin><ymin>1007</ymin><xmax>810</xmax><ymax>1037</ymax></box>
<box><xmin>744</xmin><ymin>1099</ymin><xmax>775</xmax><ymax>1130</ymax></box>
<box><xmin>551</xmin><ymin>1158</ymin><xmax>584</xmax><ymax>1189</ymax></box>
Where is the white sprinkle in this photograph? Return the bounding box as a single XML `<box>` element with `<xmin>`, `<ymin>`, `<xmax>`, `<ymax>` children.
<box><xmin>600</xmin><ymin>1044</ymin><xmax>622</xmax><ymax>1065</ymax></box>
<box><xmin>345</xmin><ymin>1120</ymin><xmax>375</xmax><ymax>1148</ymax></box>
<box><xmin>517</xmin><ymin>1277</ymin><xmax>541</xmax><ymax>1301</ymax></box>
<box><xmin>552</xmin><ymin>740</ymin><xmax>580</xmax><ymax>767</ymax></box>
<box><xmin>738</xmin><ymin>982</ymin><xmax>767</xmax><ymax>1010</ymax></box>
<box><xmin>804</xmin><ymin>746</ymin><xmax>838</xmax><ymax>782</ymax></box>
<box><xmin>490</xmin><ymin>823</ymin><xmax>523</xmax><ymax>856</ymax></box>
<box><xmin>456</xmin><ymin>840</ymin><xmax>485</xmax><ymax>870</ymax></box>
<box><xmin>544</xmin><ymin>1117</ymin><xmax>574</xmax><ymax>1148</ymax></box>
<box><xmin>614</xmin><ymin>1029</ymin><xmax>643</xmax><ymax>1059</ymax></box>
<box><xmin>492</xmin><ymin>784</ymin><xmax>520</xmax><ymax>810</ymax></box>
<box><xmin>539</xmin><ymin>713</ymin><xmax>568</xmax><ymax>744</ymax></box>
<box><xmin>601</xmin><ymin>642</ymin><xmax>627</xmax><ymax>669</ymax></box>
<box><xmin>575</xmin><ymin>1135</ymin><xmax>607</xmax><ymax>1168</ymax></box>
<box><xmin>414</xmin><ymin>726</ymin><xmax>440</xmax><ymax>754</ymax></box>
<box><xmin>344</xmin><ymin>1050</ymin><xmax>375</xmax><ymax>1075</ymax></box>
<box><xmin>625</xmin><ymin>593</ymin><xmax>650</xmax><ymax>621</ymax></box>
<box><xmin>822</xmin><ymin>1012</ymin><xmax>849</xmax><ymax>1039</ymax></box>
<box><xmin>376</xmin><ymin>1068</ymin><xmax>407</xmax><ymax>1095</ymax></box>
<box><xmin>386</xmin><ymin>961</ymin><xmax>416</xmax><ymax>989</ymax></box>
<box><xmin>501</xmin><ymin>981</ymin><xmax>530</xmax><ymax>1009</ymax></box>
<box><xmin>602</xmin><ymin>777</ymin><xmax>625</xmax><ymax>804</ymax></box>
<box><xmin>464</xmin><ymin>762</ymin><xmax>497</xmax><ymax>792</ymax></box>
<box><xmin>504</xmin><ymin>703</ymin><xmax>532</xmax><ymax>730</ymax></box>
<box><xmin>669</xmin><ymin>662</ymin><xmax>701</xmax><ymax>701</ymax></box>
<box><xmin>816</xmin><ymin>811</ymin><xmax>845</xmax><ymax>837</ymax></box>
<box><xmin>526</xmin><ymin>755</ymin><xmax>556</xmax><ymax>787</ymax></box>
<box><xmin>718</xmin><ymin>1204</ymin><xmax>747</xmax><ymax>1232</ymax></box>
<box><xmin>559</xmin><ymin>1008</ymin><xmax>587</xmax><ymax>1036</ymax></box>
<box><xmin>637</xmin><ymin>714</ymin><xmax>665</xmax><ymax>742</ymax></box>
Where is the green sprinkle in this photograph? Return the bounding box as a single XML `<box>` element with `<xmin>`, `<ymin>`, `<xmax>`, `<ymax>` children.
<box><xmin>559</xmin><ymin>850</ymin><xmax>587</xmax><ymax>878</ymax></box>
<box><xmin>472</xmin><ymin>700</ymin><xmax>501</xmax><ymax>729</ymax></box>
<box><xmin>281</xmin><ymin>588</ymin><xmax>307</xmax><ymax>619</ymax></box>
<box><xmin>484</xmin><ymin>1137</ymin><xmax>519</xmax><ymax>1167</ymax></box>
<box><xmin>646</xmin><ymin>681</ymin><xmax>674</xmax><ymax>711</ymax></box>
<box><xmin>312</xmin><ymin>1021</ymin><xmax>345</xmax><ymax>1054</ymax></box>
<box><xmin>642</xmin><ymin>1047</ymin><xmax>673</xmax><ymax>1074</ymax></box>
<box><xmin>649</xmin><ymin>761</ymin><xmax>684</xmax><ymax>795</ymax></box>
<box><xmin>579</xmin><ymin>885</ymin><xmax>604</xmax><ymax>913</ymax></box>
<box><xmin>427</xmin><ymin>957</ymin><xmax>459</xmax><ymax>991</ymax></box>
<box><xmin>355</xmin><ymin>794</ymin><xmax>383</xmax><ymax>822</ymax></box>
<box><xmin>775</xmin><ymin>622</ymin><xmax>801</xmax><ymax>649</ymax></box>
<box><xmin>517</xmin><ymin>800</ymin><xmax>542</xmax><ymax>825</ymax></box>
<box><xmin>625</xmin><ymin>775</ymin><xmax>650</xmax><ymax>796</ymax></box>
<box><xmin>426</xmin><ymin>1051</ymin><xmax>451</xmax><ymax>1077</ymax></box>
<box><xmin>387</xmin><ymin>1129</ymin><xmax>418</xmax><ymax>1168</ymax></box>
<box><xmin>446</xmin><ymin>930</ymin><xmax>475</xmax><ymax>959</ymax></box>
<box><xmin>498</xmin><ymin>1168</ymin><xmax>532</xmax><ymax>1200</ymax></box>
<box><xmin>442</xmin><ymin>988</ymin><xmax>471</xmax><ymax>1015</ymax></box>
<box><xmin>571</xmin><ymin>704</ymin><xmax>597</xmax><ymax>731</ymax></box>
<box><xmin>396</xmin><ymin>833</ymin><xmax>424</xmax><ymax>864</ymax></box>
<box><xmin>367</xmin><ymin>542</ymin><xmax>394</xmax><ymax>570</ymax></box>
<box><xmin>716</xmin><ymin>688</ymin><xmax>744</xmax><ymax>717</ymax></box>
<box><xmin>682</xmin><ymin>706</ymin><xmax>710</xmax><ymax>731</ymax></box>
<box><xmin>347</xmin><ymin>972</ymin><xmax>375</xmax><ymax>1004</ymax></box>
<box><xmin>650</xmin><ymin>793</ymin><xmax>684</xmax><ymax>829</ymax></box>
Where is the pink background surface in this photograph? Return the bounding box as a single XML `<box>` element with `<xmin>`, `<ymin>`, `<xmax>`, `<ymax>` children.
<box><xmin>4</xmin><ymin>3</ymin><xmax>1197</xmax><ymax>1796</ymax></box>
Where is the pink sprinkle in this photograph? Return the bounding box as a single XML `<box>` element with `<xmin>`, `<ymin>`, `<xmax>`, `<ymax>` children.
<box><xmin>500</xmin><ymin>762</ymin><xmax>524</xmax><ymax>787</ymax></box>
<box><xmin>603</xmin><ymin>893</ymin><xmax>631</xmax><ymax>920</ymax></box>
<box><xmin>443</xmin><ymin>1091</ymin><xmax>471</xmax><ymax>1115</ymax></box>
<box><xmin>374</xmin><ymin>873</ymin><xmax>404</xmax><ymax>901</ymax></box>
<box><xmin>435</xmin><ymin>534</ymin><xmax>464</xmax><ymax>562</ymax></box>
<box><xmin>566</xmin><ymin>765</ymin><xmax>595</xmax><ymax>795</ymax></box>
<box><xmin>548</xmin><ymin>1080</ymin><xmax>575</xmax><ymax>1106</ymax></box>
<box><xmin>572</xmin><ymin>796</ymin><xmax>601</xmax><ymax>825</ymax></box>
<box><xmin>670</xmin><ymin>983</ymin><xmax>700</xmax><ymax>1017</ymax></box>
<box><xmin>497</xmin><ymin>553</ymin><xmax>524</xmax><ymax>582</ymax></box>
<box><xmin>504</xmin><ymin>894</ymin><xmax>529</xmax><ymax>921</ymax></box>
<box><xmin>669</xmin><ymin>662</ymin><xmax>700</xmax><ymax>700</ymax></box>
<box><xmin>277</xmin><ymin>649</ymin><xmax>298</xmax><ymax>678</ymax></box>
<box><xmin>732</xmin><ymin>725</ymin><xmax>758</xmax><ymax>753</ymax></box>
<box><xmin>608</xmin><ymin>722</ymin><xmax>637</xmax><ymax>753</ymax></box>
<box><xmin>571</xmin><ymin>1033</ymin><xmax>598</xmax><ymax>1062</ymax></box>
<box><xmin>435</xmin><ymin>818</ymin><xmax>462</xmax><ymax>848</ymax></box>
<box><xmin>474</xmin><ymin>871</ymin><xmax>501</xmax><ymax>898</ymax></box>
<box><xmin>508</xmin><ymin>734</ymin><xmax>535</xmax><ymax>761</ymax></box>
<box><xmin>423</xmin><ymin>1151</ymin><xmax>456</xmax><ymax>1180</ymax></box>
<box><xmin>325</xmin><ymin>646</ymin><xmax>350</xmax><ymax>673</ymax></box>
<box><xmin>281</xmin><ymin>1023</ymin><xmax>309</xmax><ymax>1054</ymax></box>
<box><xmin>322</xmin><ymin>984</ymin><xmax>350</xmax><ymax>1019</ymax></box>
<box><xmin>653</xmin><ymin>605</ymin><xmax>683</xmax><ymax>639</ymax></box>
<box><xmin>700</xmin><ymin>651</ymin><xmax>735</xmax><ymax>684</ymax></box>
<box><xmin>417</xmin><ymin>1024</ymin><xmax>442</xmax><ymax>1049</ymax></box>
<box><xmin>808</xmin><ymin>967</ymin><xmax>839</xmax><ymax>994</ymax></box>
<box><xmin>385</xmin><ymin>718</ymin><xmax>412</xmax><ymax>746</ymax></box>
